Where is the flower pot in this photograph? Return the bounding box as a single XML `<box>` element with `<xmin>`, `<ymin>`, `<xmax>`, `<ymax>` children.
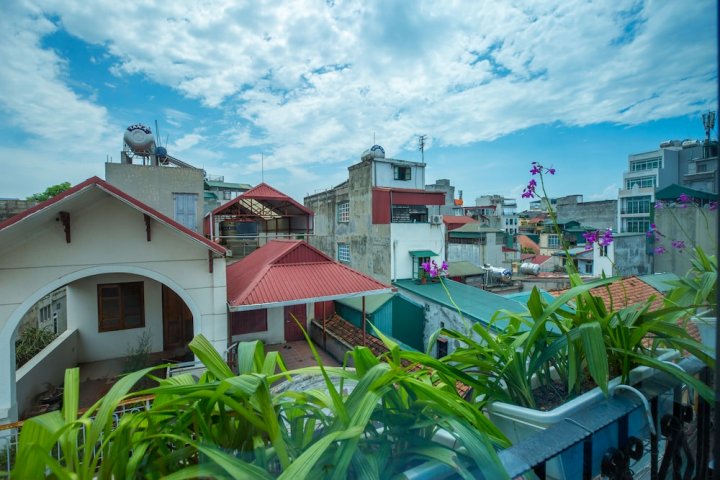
<box><xmin>487</xmin><ymin>349</ymin><xmax>678</xmax><ymax>479</ymax></box>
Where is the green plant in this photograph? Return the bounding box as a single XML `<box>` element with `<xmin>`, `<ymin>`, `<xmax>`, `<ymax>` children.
<box><xmin>122</xmin><ymin>329</ymin><xmax>152</xmax><ymax>374</ymax></box>
<box><xmin>12</xmin><ymin>331</ymin><xmax>510</xmax><ymax>479</ymax></box>
<box><xmin>15</xmin><ymin>326</ymin><xmax>57</xmax><ymax>369</ymax></box>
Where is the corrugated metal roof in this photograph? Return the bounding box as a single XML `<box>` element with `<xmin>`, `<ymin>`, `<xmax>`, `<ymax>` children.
<box><xmin>335</xmin><ymin>293</ymin><xmax>394</xmax><ymax>314</ymax></box>
<box><xmin>518</xmin><ymin>235</ymin><xmax>541</xmax><ymax>254</ymax></box>
<box><xmin>409</xmin><ymin>250</ymin><xmax>438</xmax><ymax>257</ymax></box>
<box><xmin>209</xmin><ymin>182</ymin><xmax>314</xmax><ymax>217</ymax></box>
<box><xmin>447</xmin><ymin>261</ymin><xmax>484</xmax><ymax>277</ymax></box>
<box><xmin>227</xmin><ymin>240</ymin><xmax>392</xmax><ymax>310</ymax></box>
<box><xmin>450</xmin><ymin>223</ymin><xmax>504</xmax><ymax>234</ymax></box>
<box><xmin>637</xmin><ymin>273</ymin><xmax>681</xmax><ymax>294</ymax></box>
<box><xmin>393</xmin><ymin>278</ymin><xmax>526</xmax><ymax>331</ymax></box>
<box><xmin>205</xmin><ymin>180</ymin><xmax>252</xmax><ymax>190</ymax></box>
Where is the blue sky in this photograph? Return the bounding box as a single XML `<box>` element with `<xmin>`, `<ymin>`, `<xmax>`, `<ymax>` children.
<box><xmin>0</xmin><ymin>1</ymin><xmax>716</xmax><ymax>209</ymax></box>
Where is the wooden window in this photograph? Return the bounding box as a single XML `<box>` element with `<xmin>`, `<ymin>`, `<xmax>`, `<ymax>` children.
<box><xmin>97</xmin><ymin>282</ymin><xmax>145</xmax><ymax>332</ymax></box>
<box><xmin>393</xmin><ymin>165</ymin><xmax>412</xmax><ymax>181</ymax></box>
<box><xmin>230</xmin><ymin>309</ymin><xmax>268</xmax><ymax>335</ymax></box>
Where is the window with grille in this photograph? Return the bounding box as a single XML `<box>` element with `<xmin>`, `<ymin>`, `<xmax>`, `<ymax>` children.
<box><xmin>630</xmin><ymin>157</ymin><xmax>661</xmax><ymax>172</ymax></box>
<box><xmin>337</xmin><ymin>201</ymin><xmax>350</xmax><ymax>222</ymax></box>
<box><xmin>338</xmin><ymin>243</ymin><xmax>350</xmax><ymax>263</ymax></box>
<box><xmin>391</xmin><ymin>205</ymin><xmax>428</xmax><ymax>223</ymax></box>
<box><xmin>622</xmin><ymin>196</ymin><xmax>651</xmax><ymax>214</ymax></box>
<box><xmin>624</xmin><ymin>219</ymin><xmax>650</xmax><ymax>233</ymax></box>
<box><xmin>230</xmin><ymin>309</ymin><xmax>268</xmax><ymax>335</ymax></box>
<box><xmin>97</xmin><ymin>282</ymin><xmax>145</xmax><ymax>332</ymax></box>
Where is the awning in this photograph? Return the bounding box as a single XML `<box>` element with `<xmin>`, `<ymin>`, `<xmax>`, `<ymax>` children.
<box><xmin>409</xmin><ymin>250</ymin><xmax>438</xmax><ymax>257</ymax></box>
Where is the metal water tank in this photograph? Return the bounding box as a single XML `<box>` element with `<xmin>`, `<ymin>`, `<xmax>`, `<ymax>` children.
<box><xmin>520</xmin><ymin>262</ymin><xmax>540</xmax><ymax>276</ymax></box>
<box><xmin>124</xmin><ymin>124</ymin><xmax>155</xmax><ymax>153</ymax></box>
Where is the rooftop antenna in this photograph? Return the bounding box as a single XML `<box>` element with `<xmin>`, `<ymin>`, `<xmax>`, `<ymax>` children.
<box><xmin>702</xmin><ymin>111</ymin><xmax>715</xmax><ymax>143</ymax></box>
<box><xmin>418</xmin><ymin>134</ymin><xmax>427</xmax><ymax>162</ymax></box>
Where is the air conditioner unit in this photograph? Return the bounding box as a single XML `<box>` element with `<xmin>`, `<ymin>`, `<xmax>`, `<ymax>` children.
<box><xmin>430</xmin><ymin>214</ymin><xmax>443</xmax><ymax>225</ymax></box>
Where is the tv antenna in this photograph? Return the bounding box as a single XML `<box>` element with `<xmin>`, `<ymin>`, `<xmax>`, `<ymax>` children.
<box><xmin>417</xmin><ymin>134</ymin><xmax>427</xmax><ymax>162</ymax></box>
<box><xmin>702</xmin><ymin>111</ymin><xmax>715</xmax><ymax>143</ymax></box>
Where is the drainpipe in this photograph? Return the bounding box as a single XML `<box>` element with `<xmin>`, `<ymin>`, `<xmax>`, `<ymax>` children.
<box><xmin>392</xmin><ymin>240</ymin><xmax>398</xmax><ymax>282</ymax></box>
<box><xmin>362</xmin><ymin>296</ymin><xmax>367</xmax><ymax>346</ymax></box>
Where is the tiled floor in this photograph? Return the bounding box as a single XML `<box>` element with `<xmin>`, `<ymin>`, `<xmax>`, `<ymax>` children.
<box><xmin>265</xmin><ymin>340</ymin><xmax>341</xmax><ymax>370</ymax></box>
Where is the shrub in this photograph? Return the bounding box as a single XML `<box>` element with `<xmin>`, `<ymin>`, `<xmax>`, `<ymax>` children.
<box><xmin>15</xmin><ymin>326</ymin><xmax>57</xmax><ymax>369</ymax></box>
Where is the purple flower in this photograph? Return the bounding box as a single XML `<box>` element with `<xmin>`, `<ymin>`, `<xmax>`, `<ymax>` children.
<box><xmin>441</xmin><ymin>260</ymin><xmax>449</xmax><ymax>271</ymax></box>
<box><xmin>708</xmin><ymin>201</ymin><xmax>718</xmax><ymax>211</ymax></box>
<box><xmin>654</xmin><ymin>246</ymin><xmax>667</xmax><ymax>255</ymax></box>
<box><xmin>671</xmin><ymin>240</ymin><xmax>686</xmax><ymax>251</ymax></box>
<box><xmin>598</xmin><ymin>228</ymin><xmax>614</xmax><ymax>247</ymax></box>
<box><xmin>547</xmin><ymin>167</ymin><xmax>556</xmax><ymax>175</ymax></box>
<box><xmin>678</xmin><ymin>193</ymin><xmax>691</xmax><ymax>204</ymax></box>
<box><xmin>530</xmin><ymin>164</ymin><xmax>542</xmax><ymax>175</ymax></box>
<box><xmin>655</xmin><ymin>201</ymin><xmax>664</xmax><ymax>209</ymax></box>
<box><xmin>582</xmin><ymin>230</ymin><xmax>598</xmax><ymax>244</ymax></box>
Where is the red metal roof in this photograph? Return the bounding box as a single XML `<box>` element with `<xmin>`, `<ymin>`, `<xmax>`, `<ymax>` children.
<box><xmin>210</xmin><ymin>182</ymin><xmax>313</xmax><ymax>217</ymax></box>
<box><xmin>517</xmin><ymin>235</ymin><xmax>541</xmax><ymax>254</ymax></box>
<box><xmin>227</xmin><ymin>240</ymin><xmax>392</xmax><ymax>310</ymax></box>
<box><xmin>442</xmin><ymin>215</ymin><xmax>479</xmax><ymax>231</ymax></box>
<box><xmin>0</xmin><ymin>176</ymin><xmax>226</xmax><ymax>255</ymax></box>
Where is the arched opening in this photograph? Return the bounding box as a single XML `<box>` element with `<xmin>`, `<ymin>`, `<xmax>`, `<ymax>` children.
<box><xmin>1</xmin><ymin>265</ymin><xmax>201</xmax><ymax>422</ymax></box>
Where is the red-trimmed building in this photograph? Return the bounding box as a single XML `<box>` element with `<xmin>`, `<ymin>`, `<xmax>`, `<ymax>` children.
<box><xmin>304</xmin><ymin>146</ymin><xmax>446</xmax><ymax>284</ymax></box>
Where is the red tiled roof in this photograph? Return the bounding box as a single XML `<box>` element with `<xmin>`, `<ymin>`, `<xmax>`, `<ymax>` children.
<box><xmin>0</xmin><ymin>176</ymin><xmax>226</xmax><ymax>255</ymax></box>
<box><xmin>551</xmin><ymin>276</ymin><xmax>701</xmax><ymax>342</ymax></box>
<box><xmin>442</xmin><ymin>215</ymin><xmax>478</xmax><ymax>225</ymax></box>
<box><xmin>502</xmin><ymin>246</ymin><xmax>518</xmax><ymax>253</ymax></box>
<box><xmin>517</xmin><ymin>235</ymin><xmax>541</xmax><ymax>254</ymax></box>
<box><xmin>210</xmin><ymin>182</ymin><xmax>314</xmax><ymax>216</ymax></box>
<box><xmin>227</xmin><ymin>240</ymin><xmax>392</xmax><ymax>309</ymax></box>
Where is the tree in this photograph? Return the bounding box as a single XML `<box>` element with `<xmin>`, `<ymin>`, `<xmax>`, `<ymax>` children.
<box><xmin>27</xmin><ymin>182</ymin><xmax>71</xmax><ymax>202</ymax></box>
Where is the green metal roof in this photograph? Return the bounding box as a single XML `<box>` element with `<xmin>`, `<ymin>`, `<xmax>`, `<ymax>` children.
<box><xmin>447</xmin><ymin>261</ymin><xmax>484</xmax><ymax>277</ymax></box>
<box><xmin>637</xmin><ymin>273</ymin><xmax>681</xmax><ymax>293</ymax></box>
<box><xmin>409</xmin><ymin>250</ymin><xmax>438</xmax><ymax>257</ymax></box>
<box><xmin>335</xmin><ymin>293</ymin><xmax>394</xmax><ymax>315</ymax></box>
<box><xmin>393</xmin><ymin>278</ymin><xmax>526</xmax><ymax>331</ymax></box>
<box><xmin>450</xmin><ymin>223</ymin><xmax>504</xmax><ymax>235</ymax></box>
<box><xmin>655</xmin><ymin>184</ymin><xmax>718</xmax><ymax>202</ymax></box>
<box><xmin>205</xmin><ymin>180</ymin><xmax>253</xmax><ymax>190</ymax></box>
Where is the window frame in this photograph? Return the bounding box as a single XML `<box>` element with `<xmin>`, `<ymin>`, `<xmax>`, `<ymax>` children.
<box><xmin>338</xmin><ymin>243</ymin><xmax>350</xmax><ymax>263</ymax></box>
<box><xmin>337</xmin><ymin>201</ymin><xmax>350</xmax><ymax>223</ymax></box>
<box><xmin>230</xmin><ymin>309</ymin><xmax>268</xmax><ymax>335</ymax></box>
<box><xmin>97</xmin><ymin>282</ymin><xmax>145</xmax><ymax>332</ymax></box>
<box><xmin>393</xmin><ymin>165</ymin><xmax>412</xmax><ymax>181</ymax></box>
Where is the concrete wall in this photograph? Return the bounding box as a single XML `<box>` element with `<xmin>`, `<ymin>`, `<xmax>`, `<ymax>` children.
<box><xmin>105</xmin><ymin>163</ymin><xmax>205</xmax><ymax>232</ymax></box>
<box><xmin>447</xmin><ymin>235</ymin><xmax>505</xmax><ymax>268</ymax></box>
<box><xmin>373</xmin><ymin>158</ymin><xmax>425</xmax><ymax>189</ymax></box>
<box><xmin>0</xmin><ymin>199</ymin><xmax>38</xmax><ymax>222</ymax></box>
<box><xmin>391</xmin><ymin>223</ymin><xmax>445</xmax><ymax>281</ymax></box>
<box><xmin>613</xmin><ymin>233</ymin><xmax>651</xmax><ymax>276</ymax></box>
<box><xmin>66</xmin><ymin>274</ymin><xmax>164</xmax><ymax>362</ymax></box>
<box><xmin>16</xmin><ymin>329</ymin><xmax>78</xmax><ymax>418</ymax></box>
<box><xmin>0</xmin><ymin>190</ymin><xmax>227</xmax><ymax>424</ymax></box>
<box><xmin>653</xmin><ymin>205</ymin><xmax>718</xmax><ymax>276</ymax></box>
<box><xmin>557</xmin><ymin>196</ymin><xmax>618</xmax><ymax>231</ymax></box>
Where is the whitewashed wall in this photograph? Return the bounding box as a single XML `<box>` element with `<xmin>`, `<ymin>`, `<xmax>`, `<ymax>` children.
<box><xmin>390</xmin><ymin>223</ymin><xmax>445</xmax><ymax>281</ymax></box>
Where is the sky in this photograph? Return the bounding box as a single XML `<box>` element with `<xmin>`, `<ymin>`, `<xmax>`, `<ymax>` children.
<box><xmin>0</xmin><ymin>0</ymin><xmax>717</xmax><ymax>209</ymax></box>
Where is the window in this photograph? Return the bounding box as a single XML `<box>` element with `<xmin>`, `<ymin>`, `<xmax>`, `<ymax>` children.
<box><xmin>393</xmin><ymin>165</ymin><xmax>412</xmax><ymax>181</ymax></box>
<box><xmin>338</xmin><ymin>243</ymin><xmax>350</xmax><ymax>263</ymax></box>
<box><xmin>230</xmin><ymin>309</ymin><xmax>268</xmax><ymax>335</ymax></box>
<box><xmin>630</xmin><ymin>157</ymin><xmax>661</xmax><ymax>172</ymax></box>
<box><xmin>97</xmin><ymin>282</ymin><xmax>145</xmax><ymax>332</ymax></box>
<box><xmin>415</xmin><ymin>256</ymin><xmax>430</xmax><ymax>279</ymax></box>
<box><xmin>223</xmin><ymin>190</ymin><xmax>232</xmax><ymax>200</ymax></box>
<box><xmin>622</xmin><ymin>196</ymin><xmax>651</xmax><ymax>214</ymax></box>
<box><xmin>625</xmin><ymin>176</ymin><xmax>656</xmax><ymax>189</ymax></box>
<box><xmin>337</xmin><ymin>201</ymin><xmax>350</xmax><ymax>222</ymax></box>
<box><xmin>173</xmin><ymin>193</ymin><xmax>198</xmax><ymax>231</ymax></box>
<box><xmin>696</xmin><ymin>163</ymin><xmax>708</xmax><ymax>173</ymax></box>
<box><xmin>391</xmin><ymin>205</ymin><xmax>428</xmax><ymax>223</ymax></box>
<box><xmin>39</xmin><ymin>305</ymin><xmax>51</xmax><ymax>324</ymax></box>
<box><xmin>624</xmin><ymin>219</ymin><xmax>650</xmax><ymax>233</ymax></box>
<box><xmin>548</xmin><ymin>234</ymin><xmax>560</xmax><ymax>248</ymax></box>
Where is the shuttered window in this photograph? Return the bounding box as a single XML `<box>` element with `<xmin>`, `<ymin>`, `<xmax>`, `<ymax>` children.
<box><xmin>98</xmin><ymin>282</ymin><xmax>145</xmax><ymax>332</ymax></box>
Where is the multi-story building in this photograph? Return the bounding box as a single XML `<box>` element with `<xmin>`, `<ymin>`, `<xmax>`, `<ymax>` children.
<box><xmin>304</xmin><ymin>145</ymin><xmax>446</xmax><ymax>284</ymax></box>
<box><xmin>203</xmin><ymin>174</ymin><xmax>252</xmax><ymax>213</ymax></box>
<box><xmin>425</xmin><ymin>178</ymin><xmax>463</xmax><ymax>216</ymax></box>
<box><xmin>474</xmin><ymin>195</ymin><xmax>519</xmax><ymax>234</ymax></box>
<box><xmin>618</xmin><ymin>123</ymin><xmax>718</xmax><ymax>233</ymax></box>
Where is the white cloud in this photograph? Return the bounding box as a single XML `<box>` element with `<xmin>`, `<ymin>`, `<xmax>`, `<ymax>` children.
<box><xmin>0</xmin><ymin>0</ymin><xmax>716</xmax><ymax>193</ymax></box>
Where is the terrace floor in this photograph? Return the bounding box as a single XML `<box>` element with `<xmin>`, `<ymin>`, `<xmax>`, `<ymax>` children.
<box><xmin>265</xmin><ymin>340</ymin><xmax>341</xmax><ymax>370</ymax></box>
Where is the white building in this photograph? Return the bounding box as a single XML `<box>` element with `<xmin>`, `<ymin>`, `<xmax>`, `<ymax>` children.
<box><xmin>475</xmin><ymin>195</ymin><xmax>519</xmax><ymax>235</ymax></box>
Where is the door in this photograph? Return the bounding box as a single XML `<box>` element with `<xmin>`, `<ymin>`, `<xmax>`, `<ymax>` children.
<box><xmin>162</xmin><ymin>285</ymin><xmax>194</xmax><ymax>353</ymax></box>
<box><xmin>284</xmin><ymin>304</ymin><xmax>306</xmax><ymax>342</ymax></box>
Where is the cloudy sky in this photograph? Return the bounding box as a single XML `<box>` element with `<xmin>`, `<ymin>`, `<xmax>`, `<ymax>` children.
<box><xmin>0</xmin><ymin>0</ymin><xmax>716</xmax><ymax>207</ymax></box>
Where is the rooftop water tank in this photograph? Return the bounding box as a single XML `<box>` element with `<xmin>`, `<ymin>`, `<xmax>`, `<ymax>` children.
<box><xmin>520</xmin><ymin>262</ymin><xmax>540</xmax><ymax>276</ymax></box>
<box><xmin>124</xmin><ymin>124</ymin><xmax>155</xmax><ymax>154</ymax></box>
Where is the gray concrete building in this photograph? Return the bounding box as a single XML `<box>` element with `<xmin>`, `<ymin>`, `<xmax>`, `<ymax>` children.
<box><xmin>556</xmin><ymin>195</ymin><xmax>617</xmax><ymax>231</ymax></box>
<box><xmin>425</xmin><ymin>179</ymin><xmax>461</xmax><ymax>216</ymax></box>
<box><xmin>304</xmin><ymin>145</ymin><xmax>446</xmax><ymax>284</ymax></box>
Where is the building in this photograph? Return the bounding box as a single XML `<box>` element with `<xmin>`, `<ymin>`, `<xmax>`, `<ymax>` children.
<box><xmin>204</xmin><ymin>174</ymin><xmax>252</xmax><ymax>213</ymax></box>
<box><xmin>425</xmin><ymin>178</ymin><xmax>463</xmax><ymax>216</ymax></box>
<box><xmin>0</xmin><ymin>177</ymin><xmax>229</xmax><ymax>424</ymax></box>
<box><xmin>447</xmin><ymin>223</ymin><xmax>506</xmax><ymax>269</ymax></box>
<box><xmin>304</xmin><ymin>145</ymin><xmax>446</xmax><ymax>284</ymax></box>
<box><xmin>618</xmin><ymin>123</ymin><xmax>718</xmax><ymax>233</ymax></box>
<box><xmin>106</xmin><ymin>124</ymin><xmax>206</xmax><ymax>232</ymax></box>
<box><xmin>556</xmin><ymin>195</ymin><xmax>617</xmax><ymax>232</ymax></box>
<box><xmin>471</xmin><ymin>195</ymin><xmax>519</xmax><ymax>234</ymax></box>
